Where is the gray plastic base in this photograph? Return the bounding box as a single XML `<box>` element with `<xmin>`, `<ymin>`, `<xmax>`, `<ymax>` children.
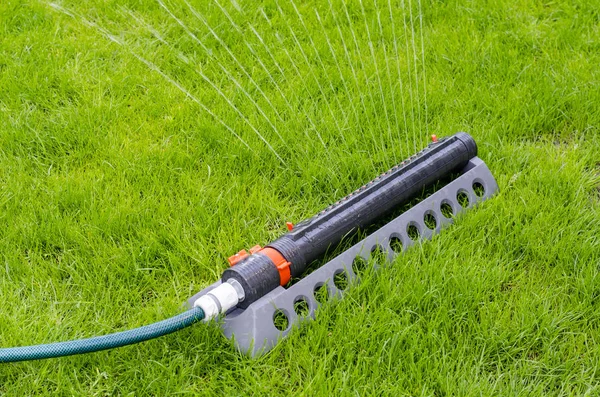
<box><xmin>188</xmin><ymin>157</ymin><xmax>498</xmax><ymax>356</ymax></box>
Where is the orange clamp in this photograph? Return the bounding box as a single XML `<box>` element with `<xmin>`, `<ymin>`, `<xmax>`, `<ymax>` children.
<box><xmin>260</xmin><ymin>247</ymin><xmax>292</xmax><ymax>286</ymax></box>
<box><xmin>227</xmin><ymin>245</ymin><xmax>292</xmax><ymax>285</ymax></box>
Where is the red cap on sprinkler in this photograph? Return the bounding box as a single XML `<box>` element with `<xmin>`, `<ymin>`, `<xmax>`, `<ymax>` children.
<box><xmin>431</xmin><ymin>134</ymin><xmax>438</xmax><ymax>143</ymax></box>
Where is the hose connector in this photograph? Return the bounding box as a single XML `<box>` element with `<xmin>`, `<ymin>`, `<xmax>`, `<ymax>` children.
<box><xmin>193</xmin><ymin>279</ymin><xmax>244</xmax><ymax>322</ymax></box>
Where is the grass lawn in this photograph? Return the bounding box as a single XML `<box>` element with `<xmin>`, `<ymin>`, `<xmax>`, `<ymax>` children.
<box><xmin>1</xmin><ymin>0</ymin><xmax>600</xmax><ymax>394</ymax></box>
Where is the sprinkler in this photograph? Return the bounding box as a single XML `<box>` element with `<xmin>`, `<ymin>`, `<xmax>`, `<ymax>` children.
<box><xmin>0</xmin><ymin>132</ymin><xmax>497</xmax><ymax>362</ymax></box>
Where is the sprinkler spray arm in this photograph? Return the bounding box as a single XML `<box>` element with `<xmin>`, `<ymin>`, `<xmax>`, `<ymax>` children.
<box><xmin>195</xmin><ymin>132</ymin><xmax>478</xmax><ymax>319</ymax></box>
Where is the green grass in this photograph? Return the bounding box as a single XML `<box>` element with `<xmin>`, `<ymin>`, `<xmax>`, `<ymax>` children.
<box><xmin>1</xmin><ymin>0</ymin><xmax>600</xmax><ymax>394</ymax></box>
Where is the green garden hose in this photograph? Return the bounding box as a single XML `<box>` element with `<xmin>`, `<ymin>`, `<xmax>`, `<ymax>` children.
<box><xmin>0</xmin><ymin>307</ymin><xmax>204</xmax><ymax>363</ymax></box>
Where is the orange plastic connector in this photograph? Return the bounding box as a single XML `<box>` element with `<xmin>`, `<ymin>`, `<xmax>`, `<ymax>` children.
<box><xmin>286</xmin><ymin>222</ymin><xmax>294</xmax><ymax>231</ymax></box>
<box><xmin>228</xmin><ymin>245</ymin><xmax>292</xmax><ymax>285</ymax></box>
<box><xmin>228</xmin><ymin>250</ymin><xmax>249</xmax><ymax>266</ymax></box>
<box><xmin>249</xmin><ymin>245</ymin><xmax>262</xmax><ymax>254</ymax></box>
<box><xmin>260</xmin><ymin>247</ymin><xmax>292</xmax><ymax>286</ymax></box>
<box><xmin>431</xmin><ymin>134</ymin><xmax>438</xmax><ymax>143</ymax></box>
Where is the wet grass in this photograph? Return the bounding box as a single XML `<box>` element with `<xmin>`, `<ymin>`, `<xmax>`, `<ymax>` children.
<box><xmin>1</xmin><ymin>0</ymin><xmax>600</xmax><ymax>395</ymax></box>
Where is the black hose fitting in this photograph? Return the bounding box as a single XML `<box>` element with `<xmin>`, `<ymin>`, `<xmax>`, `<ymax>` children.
<box><xmin>222</xmin><ymin>254</ymin><xmax>280</xmax><ymax>308</ymax></box>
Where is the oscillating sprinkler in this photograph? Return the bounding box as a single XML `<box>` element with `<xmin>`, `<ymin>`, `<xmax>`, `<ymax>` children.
<box><xmin>0</xmin><ymin>132</ymin><xmax>497</xmax><ymax>362</ymax></box>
